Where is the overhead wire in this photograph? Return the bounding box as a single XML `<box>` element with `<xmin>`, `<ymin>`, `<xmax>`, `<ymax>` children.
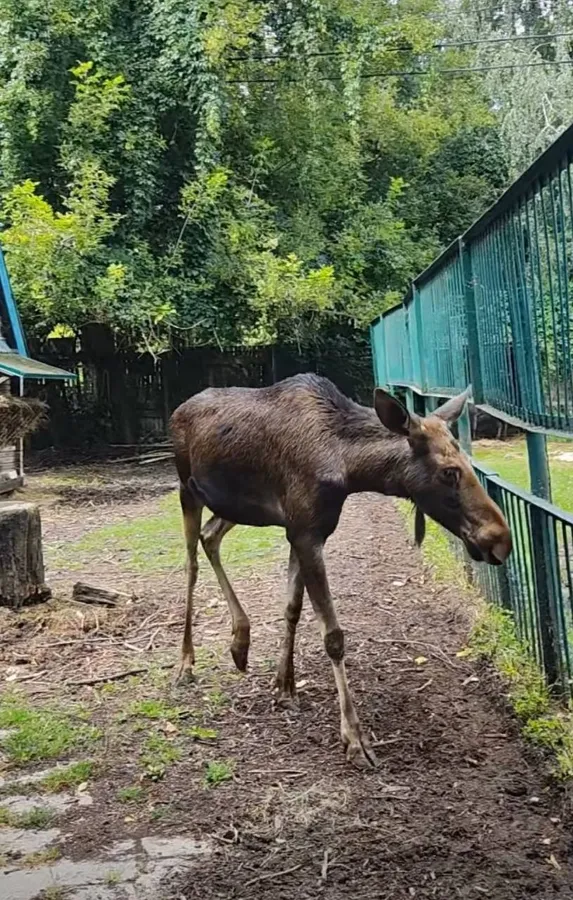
<box><xmin>225</xmin><ymin>58</ymin><xmax>573</xmax><ymax>85</ymax></box>
<box><xmin>227</xmin><ymin>30</ymin><xmax>573</xmax><ymax>62</ymax></box>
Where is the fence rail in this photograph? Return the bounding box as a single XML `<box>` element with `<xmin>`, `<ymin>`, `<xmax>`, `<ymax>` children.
<box><xmin>468</xmin><ymin>463</ymin><xmax>573</xmax><ymax>693</ymax></box>
<box><xmin>370</xmin><ymin>121</ymin><xmax>573</xmax><ymax>695</ymax></box>
<box><xmin>371</xmin><ymin>120</ymin><xmax>573</xmax><ymax>436</ymax></box>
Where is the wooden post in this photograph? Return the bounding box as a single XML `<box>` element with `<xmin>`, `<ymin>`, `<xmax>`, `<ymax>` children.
<box><xmin>0</xmin><ymin>503</ymin><xmax>50</xmax><ymax>608</ymax></box>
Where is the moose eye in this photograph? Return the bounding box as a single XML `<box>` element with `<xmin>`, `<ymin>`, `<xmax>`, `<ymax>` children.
<box><xmin>442</xmin><ymin>466</ymin><xmax>461</xmax><ymax>486</ymax></box>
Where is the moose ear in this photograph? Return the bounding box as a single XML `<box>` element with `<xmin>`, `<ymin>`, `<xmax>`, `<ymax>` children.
<box><xmin>434</xmin><ymin>387</ymin><xmax>472</xmax><ymax>425</ymax></box>
<box><xmin>374</xmin><ymin>388</ymin><xmax>418</xmax><ymax>436</ymax></box>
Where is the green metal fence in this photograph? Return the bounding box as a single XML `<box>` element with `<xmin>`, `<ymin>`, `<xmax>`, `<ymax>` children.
<box><xmin>370</xmin><ymin>121</ymin><xmax>573</xmax><ymax>695</ymax></box>
<box><xmin>469</xmin><ymin>463</ymin><xmax>573</xmax><ymax>693</ymax></box>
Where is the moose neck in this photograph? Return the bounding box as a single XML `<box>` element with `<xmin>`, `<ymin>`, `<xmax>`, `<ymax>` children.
<box><xmin>340</xmin><ymin>405</ymin><xmax>413</xmax><ymax>498</ymax></box>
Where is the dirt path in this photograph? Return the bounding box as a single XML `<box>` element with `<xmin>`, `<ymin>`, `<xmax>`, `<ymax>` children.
<box><xmin>2</xmin><ymin>480</ymin><xmax>573</xmax><ymax>899</ymax></box>
<box><xmin>165</xmin><ymin>495</ymin><xmax>573</xmax><ymax>900</ymax></box>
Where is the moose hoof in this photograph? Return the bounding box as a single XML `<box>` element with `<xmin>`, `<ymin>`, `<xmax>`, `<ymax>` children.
<box><xmin>230</xmin><ymin>639</ymin><xmax>249</xmax><ymax>673</ymax></box>
<box><xmin>174</xmin><ymin>665</ymin><xmax>195</xmax><ymax>687</ymax></box>
<box><xmin>273</xmin><ymin>667</ymin><xmax>299</xmax><ymax>711</ymax></box>
<box><xmin>342</xmin><ymin>729</ymin><xmax>378</xmax><ymax>770</ymax></box>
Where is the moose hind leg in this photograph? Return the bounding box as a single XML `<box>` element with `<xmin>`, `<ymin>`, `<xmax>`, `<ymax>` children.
<box><xmin>201</xmin><ymin>516</ymin><xmax>250</xmax><ymax>671</ymax></box>
<box><xmin>176</xmin><ymin>486</ymin><xmax>203</xmax><ymax>685</ymax></box>
<box><xmin>274</xmin><ymin>547</ymin><xmax>304</xmax><ymax>706</ymax></box>
<box><xmin>290</xmin><ymin>534</ymin><xmax>378</xmax><ymax>769</ymax></box>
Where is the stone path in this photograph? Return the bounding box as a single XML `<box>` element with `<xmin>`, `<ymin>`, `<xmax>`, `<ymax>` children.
<box><xmin>0</xmin><ymin>765</ymin><xmax>211</xmax><ymax>900</ymax></box>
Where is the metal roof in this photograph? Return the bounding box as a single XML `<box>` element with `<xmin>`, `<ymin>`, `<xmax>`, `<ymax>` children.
<box><xmin>0</xmin><ymin>351</ymin><xmax>75</xmax><ymax>380</ymax></box>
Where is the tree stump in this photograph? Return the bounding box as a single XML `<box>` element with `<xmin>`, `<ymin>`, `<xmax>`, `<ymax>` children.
<box><xmin>0</xmin><ymin>503</ymin><xmax>51</xmax><ymax>609</ymax></box>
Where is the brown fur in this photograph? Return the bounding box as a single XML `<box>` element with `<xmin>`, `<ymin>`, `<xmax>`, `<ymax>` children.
<box><xmin>169</xmin><ymin>374</ymin><xmax>512</xmax><ymax>768</ymax></box>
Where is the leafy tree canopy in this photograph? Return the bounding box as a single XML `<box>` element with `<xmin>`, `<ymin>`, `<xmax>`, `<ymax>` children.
<box><xmin>0</xmin><ymin>0</ymin><xmax>508</xmax><ymax>352</ymax></box>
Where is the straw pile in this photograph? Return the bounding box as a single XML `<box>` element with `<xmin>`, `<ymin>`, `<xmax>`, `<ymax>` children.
<box><xmin>0</xmin><ymin>394</ymin><xmax>48</xmax><ymax>445</ymax></box>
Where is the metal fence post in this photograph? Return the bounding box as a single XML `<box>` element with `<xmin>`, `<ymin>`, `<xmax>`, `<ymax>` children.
<box><xmin>526</xmin><ymin>432</ymin><xmax>552</xmax><ymax>502</ymax></box>
<box><xmin>412</xmin><ymin>284</ymin><xmax>427</xmax><ymax>393</ymax></box>
<box><xmin>404</xmin><ymin>388</ymin><xmax>415</xmax><ymax>413</ymax></box>
<box><xmin>530</xmin><ymin>505</ymin><xmax>562</xmax><ymax>691</ymax></box>
<box><xmin>460</xmin><ymin>238</ymin><xmax>484</xmax><ymax>405</ymax></box>
<box><xmin>458</xmin><ymin>405</ymin><xmax>472</xmax><ymax>454</ymax></box>
<box><xmin>487</xmin><ymin>480</ymin><xmax>512</xmax><ymax>610</ymax></box>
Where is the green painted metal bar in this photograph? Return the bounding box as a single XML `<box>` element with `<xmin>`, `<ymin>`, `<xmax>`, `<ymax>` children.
<box><xmin>460</xmin><ymin>239</ymin><xmax>484</xmax><ymax>404</ymax></box>
<box><xmin>404</xmin><ymin>388</ymin><xmax>415</xmax><ymax>414</ymax></box>
<box><xmin>526</xmin><ymin>432</ymin><xmax>552</xmax><ymax>501</ymax></box>
<box><xmin>457</xmin><ymin>405</ymin><xmax>472</xmax><ymax>454</ymax></box>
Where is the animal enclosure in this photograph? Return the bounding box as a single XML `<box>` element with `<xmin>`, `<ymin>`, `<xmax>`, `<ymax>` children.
<box><xmin>371</xmin><ymin>120</ymin><xmax>573</xmax><ymax>695</ymax></box>
<box><xmin>0</xmin><ymin>460</ymin><xmax>571</xmax><ymax>899</ymax></box>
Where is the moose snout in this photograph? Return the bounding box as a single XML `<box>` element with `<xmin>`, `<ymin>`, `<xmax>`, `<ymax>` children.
<box><xmin>464</xmin><ymin>517</ymin><xmax>512</xmax><ymax>566</ymax></box>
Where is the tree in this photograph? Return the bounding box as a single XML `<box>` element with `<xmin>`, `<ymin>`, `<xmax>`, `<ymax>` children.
<box><xmin>0</xmin><ymin>0</ymin><xmax>503</xmax><ymax>351</ymax></box>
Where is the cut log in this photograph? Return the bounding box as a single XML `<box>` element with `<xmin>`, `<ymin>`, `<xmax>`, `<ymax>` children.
<box><xmin>0</xmin><ymin>503</ymin><xmax>51</xmax><ymax>609</ymax></box>
<box><xmin>72</xmin><ymin>582</ymin><xmax>129</xmax><ymax>607</ymax></box>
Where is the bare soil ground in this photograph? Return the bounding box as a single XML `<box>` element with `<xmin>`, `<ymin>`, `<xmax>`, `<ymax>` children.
<box><xmin>1</xmin><ymin>462</ymin><xmax>573</xmax><ymax>899</ymax></box>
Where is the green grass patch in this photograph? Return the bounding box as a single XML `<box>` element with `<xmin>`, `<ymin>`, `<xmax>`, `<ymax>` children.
<box><xmin>126</xmin><ymin>699</ymin><xmax>185</xmax><ymax>721</ymax></box>
<box><xmin>39</xmin><ymin>888</ymin><xmax>66</xmax><ymax>900</ymax></box>
<box><xmin>150</xmin><ymin>803</ymin><xmax>172</xmax><ymax>821</ymax></box>
<box><xmin>140</xmin><ymin>732</ymin><xmax>182</xmax><ymax>781</ymax></box>
<box><xmin>117</xmin><ymin>785</ymin><xmax>145</xmax><ymax>804</ymax></box>
<box><xmin>186</xmin><ymin>725</ymin><xmax>218</xmax><ymax>741</ymax></box>
<box><xmin>474</xmin><ymin>437</ymin><xmax>573</xmax><ymax>513</ymax></box>
<box><xmin>22</xmin><ymin>846</ymin><xmax>62</xmax><ymax>867</ymax></box>
<box><xmin>51</xmin><ymin>491</ymin><xmax>287</xmax><ymax>573</ymax></box>
<box><xmin>398</xmin><ymin>500</ymin><xmax>466</xmax><ymax>587</ymax></box>
<box><xmin>40</xmin><ymin>761</ymin><xmax>94</xmax><ymax>792</ymax></box>
<box><xmin>204</xmin><ymin>759</ymin><xmax>234</xmax><ymax>787</ymax></box>
<box><xmin>471</xmin><ymin>605</ymin><xmax>573</xmax><ymax>779</ymax></box>
<box><xmin>397</xmin><ymin>499</ymin><xmax>573</xmax><ymax>780</ymax></box>
<box><xmin>0</xmin><ymin>805</ymin><xmax>55</xmax><ymax>829</ymax></box>
<box><xmin>0</xmin><ymin>695</ymin><xmax>101</xmax><ymax>765</ymax></box>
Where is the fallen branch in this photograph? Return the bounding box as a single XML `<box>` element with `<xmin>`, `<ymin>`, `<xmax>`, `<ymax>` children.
<box><xmin>66</xmin><ymin>667</ymin><xmax>147</xmax><ymax>686</ymax></box>
<box><xmin>72</xmin><ymin>582</ymin><xmax>130</xmax><ymax>608</ymax></box>
<box><xmin>244</xmin><ymin>863</ymin><xmax>303</xmax><ymax>888</ymax></box>
<box><xmin>139</xmin><ymin>453</ymin><xmax>174</xmax><ymax>465</ymax></box>
<box><xmin>66</xmin><ymin>662</ymin><xmax>174</xmax><ymax>687</ymax></box>
<box><xmin>321</xmin><ymin>849</ymin><xmax>331</xmax><ymax>882</ymax></box>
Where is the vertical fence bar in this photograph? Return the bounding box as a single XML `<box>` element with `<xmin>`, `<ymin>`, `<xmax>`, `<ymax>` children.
<box><xmin>460</xmin><ymin>239</ymin><xmax>484</xmax><ymax>404</ymax></box>
<box><xmin>487</xmin><ymin>479</ymin><xmax>512</xmax><ymax>609</ymax></box>
<box><xmin>458</xmin><ymin>401</ymin><xmax>472</xmax><ymax>454</ymax></box>
<box><xmin>412</xmin><ymin>284</ymin><xmax>427</xmax><ymax>392</ymax></box>
<box><xmin>530</xmin><ymin>503</ymin><xmax>562</xmax><ymax>691</ymax></box>
<box><xmin>526</xmin><ymin>432</ymin><xmax>552</xmax><ymax>501</ymax></box>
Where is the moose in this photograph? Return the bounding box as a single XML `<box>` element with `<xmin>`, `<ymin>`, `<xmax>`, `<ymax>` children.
<box><xmin>170</xmin><ymin>374</ymin><xmax>512</xmax><ymax>768</ymax></box>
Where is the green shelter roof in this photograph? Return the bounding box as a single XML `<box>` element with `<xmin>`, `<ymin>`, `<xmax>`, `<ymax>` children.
<box><xmin>0</xmin><ymin>351</ymin><xmax>75</xmax><ymax>381</ymax></box>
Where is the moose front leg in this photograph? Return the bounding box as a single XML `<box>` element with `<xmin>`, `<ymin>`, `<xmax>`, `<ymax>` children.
<box><xmin>274</xmin><ymin>546</ymin><xmax>304</xmax><ymax>707</ymax></box>
<box><xmin>290</xmin><ymin>534</ymin><xmax>378</xmax><ymax>769</ymax></box>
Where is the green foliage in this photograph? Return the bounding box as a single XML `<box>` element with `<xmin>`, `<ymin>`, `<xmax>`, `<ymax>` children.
<box><xmin>117</xmin><ymin>785</ymin><xmax>145</xmax><ymax>803</ymax></box>
<box><xmin>48</xmin><ymin>489</ymin><xmax>286</xmax><ymax>573</ymax></box>
<box><xmin>204</xmin><ymin>759</ymin><xmax>234</xmax><ymax>787</ymax></box>
<box><xmin>0</xmin><ymin>0</ymin><xmax>504</xmax><ymax>352</ymax></box>
<box><xmin>40</xmin><ymin>761</ymin><xmax>94</xmax><ymax>792</ymax></box>
<box><xmin>398</xmin><ymin>497</ymin><xmax>573</xmax><ymax>780</ymax></box>
<box><xmin>186</xmin><ymin>725</ymin><xmax>218</xmax><ymax>741</ymax></box>
<box><xmin>0</xmin><ymin>805</ymin><xmax>56</xmax><ymax>829</ymax></box>
<box><xmin>470</xmin><ymin>606</ymin><xmax>550</xmax><ymax>720</ymax></box>
<box><xmin>126</xmin><ymin>699</ymin><xmax>184</xmax><ymax>721</ymax></box>
<box><xmin>0</xmin><ymin>695</ymin><xmax>101</xmax><ymax>764</ymax></box>
<box><xmin>140</xmin><ymin>732</ymin><xmax>182</xmax><ymax>781</ymax></box>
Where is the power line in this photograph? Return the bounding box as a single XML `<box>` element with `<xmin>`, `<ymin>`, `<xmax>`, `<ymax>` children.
<box><xmin>227</xmin><ymin>30</ymin><xmax>573</xmax><ymax>63</ymax></box>
<box><xmin>225</xmin><ymin>58</ymin><xmax>573</xmax><ymax>84</ymax></box>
